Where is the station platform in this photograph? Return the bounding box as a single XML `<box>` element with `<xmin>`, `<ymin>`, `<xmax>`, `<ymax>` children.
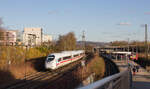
<box><xmin>113</xmin><ymin>60</ymin><xmax>150</xmax><ymax>89</ymax></box>
<box><xmin>132</xmin><ymin>63</ymin><xmax>150</xmax><ymax>89</ymax></box>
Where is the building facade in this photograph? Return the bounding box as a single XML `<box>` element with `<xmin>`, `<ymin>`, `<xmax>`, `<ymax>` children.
<box><xmin>42</xmin><ymin>34</ymin><xmax>52</xmax><ymax>43</ymax></box>
<box><xmin>23</xmin><ymin>28</ymin><xmax>42</xmax><ymax>46</ymax></box>
<box><xmin>0</xmin><ymin>30</ymin><xmax>17</xmax><ymax>45</ymax></box>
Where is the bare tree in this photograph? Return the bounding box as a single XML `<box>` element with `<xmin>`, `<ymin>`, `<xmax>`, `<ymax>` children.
<box><xmin>0</xmin><ymin>18</ymin><xmax>5</xmax><ymax>45</ymax></box>
<box><xmin>57</xmin><ymin>32</ymin><xmax>76</xmax><ymax>51</ymax></box>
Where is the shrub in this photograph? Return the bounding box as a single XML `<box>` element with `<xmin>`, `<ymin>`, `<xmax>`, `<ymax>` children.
<box><xmin>0</xmin><ymin>46</ymin><xmax>51</xmax><ymax>68</ymax></box>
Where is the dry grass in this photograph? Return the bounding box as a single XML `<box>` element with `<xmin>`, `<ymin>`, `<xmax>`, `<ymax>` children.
<box><xmin>74</xmin><ymin>54</ymin><xmax>105</xmax><ymax>81</ymax></box>
<box><xmin>8</xmin><ymin>62</ymin><xmax>37</xmax><ymax>79</ymax></box>
<box><xmin>0</xmin><ymin>70</ymin><xmax>15</xmax><ymax>85</ymax></box>
<box><xmin>0</xmin><ymin>62</ymin><xmax>37</xmax><ymax>88</ymax></box>
<box><xmin>0</xmin><ymin>46</ymin><xmax>48</xmax><ymax>67</ymax></box>
<box><xmin>88</xmin><ymin>55</ymin><xmax>105</xmax><ymax>78</ymax></box>
<box><xmin>0</xmin><ymin>46</ymin><xmax>51</xmax><ymax>87</ymax></box>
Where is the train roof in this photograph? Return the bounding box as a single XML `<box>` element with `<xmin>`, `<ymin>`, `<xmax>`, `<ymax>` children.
<box><xmin>61</xmin><ymin>50</ymin><xmax>84</xmax><ymax>53</ymax></box>
<box><xmin>47</xmin><ymin>50</ymin><xmax>84</xmax><ymax>59</ymax></box>
<box><xmin>112</xmin><ymin>51</ymin><xmax>131</xmax><ymax>55</ymax></box>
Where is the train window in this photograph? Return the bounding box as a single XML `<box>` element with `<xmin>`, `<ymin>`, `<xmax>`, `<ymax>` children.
<box><xmin>63</xmin><ymin>56</ymin><xmax>71</xmax><ymax>60</ymax></box>
<box><xmin>47</xmin><ymin>55</ymin><xmax>55</xmax><ymax>62</ymax></box>
<box><xmin>58</xmin><ymin>58</ymin><xmax>61</xmax><ymax>62</ymax></box>
<box><xmin>48</xmin><ymin>55</ymin><xmax>55</xmax><ymax>58</ymax></box>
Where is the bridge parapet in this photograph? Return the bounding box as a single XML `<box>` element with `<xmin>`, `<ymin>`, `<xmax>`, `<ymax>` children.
<box><xmin>78</xmin><ymin>68</ymin><xmax>132</xmax><ymax>89</ymax></box>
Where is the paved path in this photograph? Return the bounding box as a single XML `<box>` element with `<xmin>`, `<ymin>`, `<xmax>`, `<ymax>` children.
<box><xmin>113</xmin><ymin>60</ymin><xmax>150</xmax><ymax>89</ymax></box>
<box><xmin>132</xmin><ymin>64</ymin><xmax>150</xmax><ymax>89</ymax></box>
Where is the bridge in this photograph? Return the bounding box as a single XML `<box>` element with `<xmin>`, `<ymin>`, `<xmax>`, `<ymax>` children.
<box><xmin>79</xmin><ymin>47</ymin><xmax>150</xmax><ymax>89</ymax></box>
<box><xmin>94</xmin><ymin>45</ymin><xmax>139</xmax><ymax>53</ymax></box>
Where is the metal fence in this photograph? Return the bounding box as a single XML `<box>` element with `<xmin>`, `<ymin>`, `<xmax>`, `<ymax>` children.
<box><xmin>78</xmin><ymin>68</ymin><xmax>132</xmax><ymax>89</ymax></box>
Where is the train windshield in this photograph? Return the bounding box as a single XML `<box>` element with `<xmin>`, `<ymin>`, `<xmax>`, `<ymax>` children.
<box><xmin>47</xmin><ymin>55</ymin><xmax>55</xmax><ymax>62</ymax></box>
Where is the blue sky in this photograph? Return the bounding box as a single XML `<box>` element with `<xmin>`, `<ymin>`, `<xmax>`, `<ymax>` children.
<box><xmin>0</xmin><ymin>0</ymin><xmax>150</xmax><ymax>42</ymax></box>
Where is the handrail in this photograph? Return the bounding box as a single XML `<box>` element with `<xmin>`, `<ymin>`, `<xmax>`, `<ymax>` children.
<box><xmin>78</xmin><ymin>68</ymin><xmax>131</xmax><ymax>89</ymax></box>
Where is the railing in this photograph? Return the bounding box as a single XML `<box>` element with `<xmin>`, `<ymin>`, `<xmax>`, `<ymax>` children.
<box><xmin>78</xmin><ymin>68</ymin><xmax>132</xmax><ymax>89</ymax></box>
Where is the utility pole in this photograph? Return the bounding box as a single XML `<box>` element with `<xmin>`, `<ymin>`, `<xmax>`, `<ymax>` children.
<box><xmin>145</xmin><ymin>24</ymin><xmax>148</xmax><ymax>63</ymax></box>
<box><xmin>136</xmin><ymin>41</ymin><xmax>138</xmax><ymax>53</ymax></box>
<box><xmin>126</xmin><ymin>38</ymin><xmax>129</xmax><ymax>64</ymax></box>
<box><xmin>128</xmin><ymin>38</ymin><xmax>130</xmax><ymax>52</ymax></box>
<box><xmin>82</xmin><ymin>31</ymin><xmax>86</xmax><ymax>50</ymax></box>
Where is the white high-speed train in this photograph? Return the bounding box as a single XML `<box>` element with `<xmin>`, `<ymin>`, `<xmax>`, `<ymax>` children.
<box><xmin>45</xmin><ymin>50</ymin><xmax>85</xmax><ymax>70</ymax></box>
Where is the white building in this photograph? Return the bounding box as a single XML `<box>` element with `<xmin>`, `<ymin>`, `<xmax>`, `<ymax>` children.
<box><xmin>23</xmin><ymin>28</ymin><xmax>42</xmax><ymax>46</ymax></box>
<box><xmin>42</xmin><ymin>34</ymin><xmax>52</xmax><ymax>43</ymax></box>
<box><xmin>0</xmin><ymin>30</ymin><xmax>18</xmax><ymax>45</ymax></box>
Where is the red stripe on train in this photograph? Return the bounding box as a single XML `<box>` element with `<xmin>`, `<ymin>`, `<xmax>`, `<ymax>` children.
<box><xmin>56</xmin><ymin>55</ymin><xmax>84</xmax><ymax>66</ymax></box>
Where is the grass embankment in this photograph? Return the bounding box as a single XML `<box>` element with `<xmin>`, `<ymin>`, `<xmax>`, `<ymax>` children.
<box><xmin>0</xmin><ymin>46</ymin><xmax>52</xmax><ymax>86</ymax></box>
<box><xmin>0</xmin><ymin>62</ymin><xmax>36</xmax><ymax>87</ymax></box>
<box><xmin>0</xmin><ymin>46</ymin><xmax>51</xmax><ymax>66</ymax></box>
<box><xmin>74</xmin><ymin>54</ymin><xmax>105</xmax><ymax>81</ymax></box>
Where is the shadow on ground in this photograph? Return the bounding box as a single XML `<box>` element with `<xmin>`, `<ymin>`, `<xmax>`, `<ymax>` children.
<box><xmin>40</xmin><ymin>70</ymin><xmax>82</xmax><ymax>89</ymax></box>
<box><xmin>0</xmin><ymin>70</ymin><xmax>81</xmax><ymax>89</ymax></box>
<box><xmin>132</xmin><ymin>81</ymin><xmax>150</xmax><ymax>89</ymax></box>
<box><xmin>0</xmin><ymin>70</ymin><xmax>16</xmax><ymax>89</ymax></box>
<box><xmin>0</xmin><ymin>62</ymin><xmax>83</xmax><ymax>89</ymax></box>
<box><xmin>0</xmin><ymin>56</ymin><xmax>47</xmax><ymax>88</ymax></box>
<box><xmin>27</xmin><ymin>56</ymin><xmax>47</xmax><ymax>72</ymax></box>
<box><xmin>102</xmin><ymin>56</ymin><xmax>120</xmax><ymax>77</ymax></box>
<box><xmin>134</xmin><ymin>74</ymin><xmax>150</xmax><ymax>79</ymax></box>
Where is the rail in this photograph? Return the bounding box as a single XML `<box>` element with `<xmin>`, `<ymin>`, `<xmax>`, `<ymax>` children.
<box><xmin>78</xmin><ymin>68</ymin><xmax>132</xmax><ymax>89</ymax></box>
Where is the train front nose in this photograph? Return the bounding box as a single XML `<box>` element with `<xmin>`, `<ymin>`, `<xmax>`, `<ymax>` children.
<box><xmin>45</xmin><ymin>55</ymin><xmax>56</xmax><ymax>69</ymax></box>
<box><xmin>45</xmin><ymin>61</ymin><xmax>55</xmax><ymax>70</ymax></box>
<box><xmin>45</xmin><ymin>62</ymin><xmax>50</xmax><ymax>69</ymax></box>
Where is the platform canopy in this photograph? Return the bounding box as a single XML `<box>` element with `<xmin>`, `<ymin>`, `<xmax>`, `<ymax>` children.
<box><xmin>112</xmin><ymin>51</ymin><xmax>132</xmax><ymax>55</ymax></box>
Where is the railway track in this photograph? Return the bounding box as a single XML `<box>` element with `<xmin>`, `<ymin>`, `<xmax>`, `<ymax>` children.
<box><xmin>3</xmin><ymin>71</ymin><xmax>50</xmax><ymax>89</ymax></box>
<box><xmin>3</xmin><ymin>56</ymin><xmax>86</xmax><ymax>89</ymax></box>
